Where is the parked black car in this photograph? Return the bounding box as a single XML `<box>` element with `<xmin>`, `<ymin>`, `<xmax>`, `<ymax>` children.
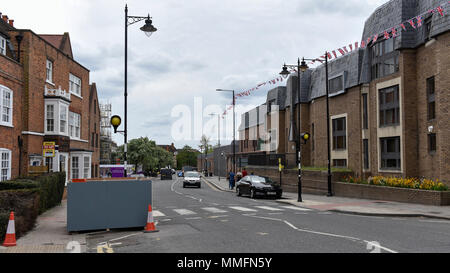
<box><xmin>160</xmin><ymin>168</ymin><xmax>173</xmax><ymax>180</ymax></box>
<box><xmin>236</xmin><ymin>175</ymin><xmax>282</xmax><ymax>199</ymax></box>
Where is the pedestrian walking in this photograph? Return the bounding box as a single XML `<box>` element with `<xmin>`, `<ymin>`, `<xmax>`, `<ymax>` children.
<box><xmin>236</xmin><ymin>170</ymin><xmax>242</xmax><ymax>182</ymax></box>
<box><xmin>228</xmin><ymin>170</ymin><xmax>235</xmax><ymax>190</ymax></box>
<box><xmin>242</xmin><ymin>168</ymin><xmax>248</xmax><ymax>178</ymax></box>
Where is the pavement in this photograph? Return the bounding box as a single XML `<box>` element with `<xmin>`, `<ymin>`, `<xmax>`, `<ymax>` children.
<box><xmin>203</xmin><ymin>175</ymin><xmax>450</xmax><ymax>220</ymax></box>
<box><xmin>0</xmin><ymin>200</ymin><xmax>86</xmax><ymax>253</ymax></box>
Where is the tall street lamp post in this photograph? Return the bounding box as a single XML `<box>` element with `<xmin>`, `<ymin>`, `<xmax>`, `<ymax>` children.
<box><xmin>280</xmin><ymin>59</ymin><xmax>303</xmax><ymax>202</ymax></box>
<box><xmin>280</xmin><ymin>53</ymin><xmax>333</xmax><ymax>198</ymax></box>
<box><xmin>121</xmin><ymin>4</ymin><xmax>157</xmax><ymax>177</ymax></box>
<box><xmin>216</xmin><ymin>89</ymin><xmax>235</xmax><ymax>175</ymax></box>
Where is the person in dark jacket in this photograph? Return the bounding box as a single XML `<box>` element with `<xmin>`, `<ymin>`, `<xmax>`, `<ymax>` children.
<box><xmin>228</xmin><ymin>170</ymin><xmax>235</xmax><ymax>190</ymax></box>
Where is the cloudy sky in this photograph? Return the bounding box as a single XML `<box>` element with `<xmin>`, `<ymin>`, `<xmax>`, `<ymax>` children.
<box><xmin>2</xmin><ymin>0</ymin><xmax>387</xmax><ymax>149</ymax></box>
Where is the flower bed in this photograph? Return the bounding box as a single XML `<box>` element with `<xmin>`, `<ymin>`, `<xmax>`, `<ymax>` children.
<box><xmin>342</xmin><ymin>175</ymin><xmax>448</xmax><ymax>191</ymax></box>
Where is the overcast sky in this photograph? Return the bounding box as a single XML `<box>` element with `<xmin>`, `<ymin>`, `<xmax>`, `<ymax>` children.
<box><xmin>2</xmin><ymin>0</ymin><xmax>387</xmax><ymax>149</ymax></box>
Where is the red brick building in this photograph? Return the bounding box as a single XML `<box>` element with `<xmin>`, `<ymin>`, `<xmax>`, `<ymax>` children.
<box><xmin>0</xmin><ymin>13</ymin><xmax>100</xmax><ymax>183</ymax></box>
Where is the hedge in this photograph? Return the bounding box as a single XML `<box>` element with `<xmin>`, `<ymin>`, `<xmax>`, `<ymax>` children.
<box><xmin>35</xmin><ymin>172</ymin><xmax>66</xmax><ymax>213</ymax></box>
<box><xmin>0</xmin><ymin>189</ymin><xmax>40</xmax><ymax>242</ymax></box>
<box><xmin>0</xmin><ymin>172</ymin><xmax>66</xmax><ymax>241</ymax></box>
<box><xmin>0</xmin><ymin>180</ymin><xmax>39</xmax><ymax>191</ymax></box>
<box><xmin>0</xmin><ymin>212</ymin><xmax>9</xmax><ymax>242</ymax></box>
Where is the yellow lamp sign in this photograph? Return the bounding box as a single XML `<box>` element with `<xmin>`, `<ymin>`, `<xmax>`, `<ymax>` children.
<box><xmin>278</xmin><ymin>158</ymin><xmax>284</xmax><ymax>172</ymax></box>
<box><xmin>110</xmin><ymin>115</ymin><xmax>122</xmax><ymax>133</ymax></box>
<box><xmin>43</xmin><ymin>142</ymin><xmax>56</xmax><ymax>158</ymax></box>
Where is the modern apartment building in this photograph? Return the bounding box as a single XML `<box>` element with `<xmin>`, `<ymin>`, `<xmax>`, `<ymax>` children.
<box><xmin>0</xmin><ymin>13</ymin><xmax>100</xmax><ymax>182</ymax></box>
<box><xmin>238</xmin><ymin>0</ymin><xmax>450</xmax><ymax>185</ymax></box>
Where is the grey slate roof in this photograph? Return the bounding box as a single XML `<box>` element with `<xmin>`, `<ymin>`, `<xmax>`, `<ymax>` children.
<box><xmin>362</xmin><ymin>0</ymin><xmax>450</xmax><ymax>49</ymax></box>
<box><xmin>266</xmin><ymin>86</ymin><xmax>287</xmax><ymax>111</ymax></box>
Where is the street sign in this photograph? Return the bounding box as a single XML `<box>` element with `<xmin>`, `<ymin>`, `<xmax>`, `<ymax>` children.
<box><xmin>43</xmin><ymin>142</ymin><xmax>56</xmax><ymax>157</ymax></box>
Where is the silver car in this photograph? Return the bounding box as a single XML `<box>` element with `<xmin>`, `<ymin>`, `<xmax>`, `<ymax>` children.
<box><xmin>183</xmin><ymin>171</ymin><xmax>201</xmax><ymax>188</ymax></box>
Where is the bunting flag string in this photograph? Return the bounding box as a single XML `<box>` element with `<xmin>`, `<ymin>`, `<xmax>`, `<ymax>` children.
<box><xmin>221</xmin><ymin>1</ymin><xmax>449</xmax><ymax>118</ymax></box>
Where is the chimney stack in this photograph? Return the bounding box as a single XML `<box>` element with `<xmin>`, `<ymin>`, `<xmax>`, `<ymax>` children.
<box><xmin>8</xmin><ymin>19</ymin><xmax>14</xmax><ymax>27</ymax></box>
<box><xmin>2</xmin><ymin>15</ymin><xmax>8</xmax><ymax>22</ymax></box>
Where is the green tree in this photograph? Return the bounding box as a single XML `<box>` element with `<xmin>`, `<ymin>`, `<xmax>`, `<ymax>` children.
<box><xmin>176</xmin><ymin>145</ymin><xmax>200</xmax><ymax>168</ymax></box>
<box><xmin>116</xmin><ymin>137</ymin><xmax>174</xmax><ymax>173</ymax></box>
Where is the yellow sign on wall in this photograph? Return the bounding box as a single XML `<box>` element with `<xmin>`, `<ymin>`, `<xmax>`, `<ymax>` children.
<box><xmin>43</xmin><ymin>142</ymin><xmax>56</xmax><ymax>157</ymax></box>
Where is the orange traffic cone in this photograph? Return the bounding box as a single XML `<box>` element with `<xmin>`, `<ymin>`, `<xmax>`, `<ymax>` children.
<box><xmin>3</xmin><ymin>212</ymin><xmax>16</xmax><ymax>247</ymax></box>
<box><xmin>144</xmin><ymin>205</ymin><xmax>159</xmax><ymax>233</ymax></box>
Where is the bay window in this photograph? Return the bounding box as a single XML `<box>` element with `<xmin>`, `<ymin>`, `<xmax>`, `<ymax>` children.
<box><xmin>59</xmin><ymin>104</ymin><xmax>68</xmax><ymax>134</ymax></box>
<box><xmin>71</xmin><ymin>156</ymin><xmax>79</xmax><ymax>179</ymax></box>
<box><xmin>71</xmin><ymin>153</ymin><xmax>92</xmax><ymax>180</ymax></box>
<box><xmin>46</xmin><ymin>104</ymin><xmax>55</xmax><ymax>132</ymax></box>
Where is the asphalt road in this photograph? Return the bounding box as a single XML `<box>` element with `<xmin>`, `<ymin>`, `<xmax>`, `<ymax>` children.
<box><xmin>86</xmin><ymin>176</ymin><xmax>450</xmax><ymax>253</ymax></box>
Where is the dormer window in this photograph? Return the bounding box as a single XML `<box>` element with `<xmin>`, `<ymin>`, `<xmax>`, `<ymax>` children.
<box><xmin>0</xmin><ymin>36</ymin><xmax>6</xmax><ymax>55</ymax></box>
<box><xmin>371</xmin><ymin>37</ymin><xmax>399</xmax><ymax>80</ymax></box>
<box><xmin>328</xmin><ymin>74</ymin><xmax>345</xmax><ymax>96</ymax></box>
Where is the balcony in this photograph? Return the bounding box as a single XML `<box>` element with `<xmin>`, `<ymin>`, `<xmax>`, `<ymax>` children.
<box><xmin>44</xmin><ymin>85</ymin><xmax>71</xmax><ymax>101</ymax></box>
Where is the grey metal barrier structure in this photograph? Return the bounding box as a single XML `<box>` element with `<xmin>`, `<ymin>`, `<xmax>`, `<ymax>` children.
<box><xmin>67</xmin><ymin>179</ymin><xmax>152</xmax><ymax>232</ymax></box>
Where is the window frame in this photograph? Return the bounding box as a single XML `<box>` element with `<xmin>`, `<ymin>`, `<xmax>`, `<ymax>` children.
<box><xmin>0</xmin><ymin>36</ymin><xmax>6</xmax><ymax>56</ymax></box>
<box><xmin>379</xmin><ymin>85</ymin><xmax>400</xmax><ymax>127</ymax></box>
<box><xmin>332</xmin><ymin>117</ymin><xmax>347</xmax><ymax>151</ymax></box>
<box><xmin>69</xmin><ymin>111</ymin><xmax>81</xmax><ymax>139</ymax></box>
<box><xmin>428</xmin><ymin>133</ymin><xmax>436</xmax><ymax>154</ymax></box>
<box><xmin>46</xmin><ymin>59</ymin><xmax>53</xmax><ymax>84</ymax></box>
<box><xmin>427</xmin><ymin>76</ymin><xmax>435</xmax><ymax>120</ymax></box>
<box><xmin>0</xmin><ymin>149</ymin><xmax>12</xmax><ymax>182</ymax></box>
<box><xmin>0</xmin><ymin>85</ymin><xmax>13</xmax><ymax>127</ymax></box>
<box><xmin>380</xmin><ymin>136</ymin><xmax>401</xmax><ymax>170</ymax></box>
<box><xmin>362</xmin><ymin>93</ymin><xmax>368</xmax><ymax>129</ymax></box>
<box><xmin>333</xmin><ymin>159</ymin><xmax>347</xmax><ymax>168</ymax></box>
<box><xmin>363</xmin><ymin>139</ymin><xmax>369</xmax><ymax>170</ymax></box>
<box><xmin>69</xmin><ymin>73</ymin><xmax>82</xmax><ymax>98</ymax></box>
<box><xmin>328</xmin><ymin>73</ymin><xmax>345</xmax><ymax>97</ymax></box>
<box><xmin>45</xmin><ymin>103</ymin><xmax>55</xmax><ymax>133</ymax></box>
<box><xmin>371</xmin><ymin>37</ymin><xmax>399</xmax><ymax>80</ymax></box>
<box><xmin>59</xmin><ymin>104</ymin><xmax>68</xmax><ymax>134</ymax></box>
<box><xmin>71</xmin><ymin>156</ymin><xmax>79</xmax><ymax>179</ymax></box>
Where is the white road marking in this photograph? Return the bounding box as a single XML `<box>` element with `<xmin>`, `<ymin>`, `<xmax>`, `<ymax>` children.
<box><xmin>243</xmin><ymin>214</ymin><xmax>397</xmax><ymax>253</ymax></box>
<box><xmin>173</xmin><ymin>209</ymin><xmax>197</xmax><ymax>215</ymax></box>
<box><xmin>202</xmin><ymin>207</ymin><xmax>228</xmax><ymax>213</ymax></box>
<box><xmin>152</xmin><ymin>210</ymin><xmax>165</xmax><ymax>217</ymax></box>
<box><xmin>207</xmin><ymin>215</ymin><xmax>229</xmax><ymax>219</ymax></box>
<box><xmin>280</xmin><ymin>206</ymin><xmax>311</xmax><ymax>211</ymax></box>
<box><xmin>185</xmin><ymin>217</ymin><xmax>202</xmax><ymax>220</ymax></box>
<box><xmin>229</xmin><ymin>206</ymin><xmax>258</xmax><ymax>212</ymax></box>
<box><xmin>255</xmin><ymin>206</ymin><xmax>284</xmax><ymax>211</ymax></box>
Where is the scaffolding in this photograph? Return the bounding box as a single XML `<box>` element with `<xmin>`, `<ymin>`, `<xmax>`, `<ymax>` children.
<box><xmin>100</xmin><ymin>102</ymin><xmax>112</xmax><ymax>164</ymax></box>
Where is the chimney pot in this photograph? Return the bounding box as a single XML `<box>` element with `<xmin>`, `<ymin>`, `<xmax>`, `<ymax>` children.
<box><xmin>8</xmin><ymin>19</ymin><xmax>14</xmax><ymax>27</ymax></box>
<box><xmin>2</xmin><ymin>15</ymin><xmax>8</xmax><ymax>22</ymax></box>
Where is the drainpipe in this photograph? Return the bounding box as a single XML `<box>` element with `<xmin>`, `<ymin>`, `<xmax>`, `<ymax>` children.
<box><xmin>15</xmin><ymin>32</ymin><xmax>23</xmax><ymax>63</ymax></box>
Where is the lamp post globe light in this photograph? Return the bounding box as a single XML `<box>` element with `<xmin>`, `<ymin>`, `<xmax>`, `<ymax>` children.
<box><xmin>113</xmin><ymin>5</ymin><xmax>157</xmax><ymax>178</ymax></box>
<box><xmin>280</xmin><ymin>53</ymin><xmax>332</xmax><ymax>199</ymax></box>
